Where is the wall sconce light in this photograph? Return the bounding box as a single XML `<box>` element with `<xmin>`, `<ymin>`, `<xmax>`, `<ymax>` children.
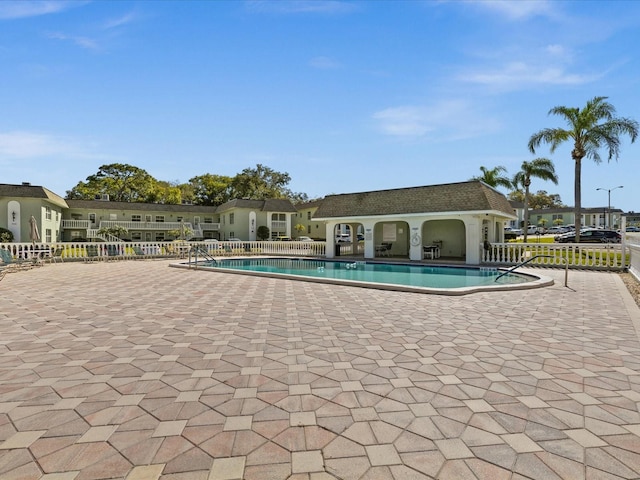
<box><xmin>11</xmin><ymin>211</ymin><xmax>16</xmax><ymax>222</ymax></box>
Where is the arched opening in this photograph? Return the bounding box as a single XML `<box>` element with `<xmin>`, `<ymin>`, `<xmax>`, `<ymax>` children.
<box><xmin>421</xmin><ymin>219</ymin><xmax>466</xmax><ymax>260</ymax></box>
<box><xmin>333</xmin><ymin>223</ymin><xmax>364</xmax><ymax>256</ymax></box>
<box><xmin>373</xmin><ymin>220</ymin><xmax>410</xmax><ymax>258</ymax></box>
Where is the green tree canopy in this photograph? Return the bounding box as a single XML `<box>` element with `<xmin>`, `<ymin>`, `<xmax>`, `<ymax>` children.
<box><xmin>528</xmin><ymin>96</ymin><xmax>638</xmax><ymax>241</ymax></box>
<box><xmin>189</xmin><ymin>174</ymin><xmax>233</xmax><ymax>206</ymax></box>
<box><xmin>470</xmin><ymin>165</ymin><xmax>513</xmax><ymax>189</ymax></box>
<box><xmin>230</xmin><ymin>164</ymin><xmax>292</xmax><ymax>199</ymax></box>
<box><xmin>512</xmin><ymin>157</ymin><xmax>558</xmax><ymax>242</ymax></box>
<box><xmin>508</xmin><ymin>190</ymin><xmax>564</xmax><ymax>210</ymax></box>
<box><xmin>66</xmin><ymin>163</ymin><xmax>159</xmax><ymax>202</ymax></box>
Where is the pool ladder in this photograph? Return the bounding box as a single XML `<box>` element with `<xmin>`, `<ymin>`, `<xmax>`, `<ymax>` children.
<box><xmin>494</xmin><ymin>254</ymin><xmax>568</xmax><ymax>287</ymax></box>
<box><xmin>189</xmin><ymin>245</ymin><xmax>217</xmax><ymax>268</ymax></box>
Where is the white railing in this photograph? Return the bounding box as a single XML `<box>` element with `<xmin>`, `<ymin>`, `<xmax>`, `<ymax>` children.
<box><xmin>62</xmin><ymin>219</ymin><xmax>91</xmax><ymax>229</ymax></box>
<box><xmin>200</xmin><ymin>223</ymin><xmax>221</xmax><ymax>231</ymax></box>
<box><xmin>99</xmin><ymin>221</ymin><xmax>194</xmax><ymax>231</ymax></box>
<box><xmin>0</xmin><ymin>240</ymin><xmax>327</xmax><ymax>262</ymax></box>
<box><xmin>629</xmin><ymin>243</ymin><xmax>640</xmax><ymax>281</ymax></box>
<box><xmin>482</xmin><ymin>242</ymin><xmax>627</xmax><ymax>270</ymax></box>
<box><xmin>271</xmin><ymin>221</ymin><xmax>288</xmax><ymax>230</ymax></box>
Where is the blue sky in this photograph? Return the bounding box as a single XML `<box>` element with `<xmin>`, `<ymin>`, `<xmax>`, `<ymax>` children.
<box><xmin>1</xmin><ymin>0</ymin><xmax>639</xmax><ymax>212</ymax></box>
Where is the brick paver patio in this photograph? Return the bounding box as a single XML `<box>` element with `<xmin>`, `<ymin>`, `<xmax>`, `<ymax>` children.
<box><xmin>0</xmin><ymin>260</ymin><xmax>639</xmax><ymax>479</ymax></box>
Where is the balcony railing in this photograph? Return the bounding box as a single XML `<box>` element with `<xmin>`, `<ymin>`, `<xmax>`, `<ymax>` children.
<box><xmin>200</xmin><ymin>223</ymin><xmax>221</xmax><ymax>230</ymax></box>
<box><xmin>99</xmin><ymin>221</ymin><xmax>194</xmax><ymax>230</ymax></box>
<box><xmin>62</xmin><ymin>219</ymin><xmax>91</xmax><ymax>229</ymax></box>
<box><xmin>271</xmin><ymin>221</ymin><xmax>288</xmax><ymax>230</ymax></box>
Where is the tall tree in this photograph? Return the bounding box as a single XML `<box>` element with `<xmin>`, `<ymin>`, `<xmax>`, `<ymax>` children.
<box><xmin>528</xmin><ymin>96</ymin><xmax>638</xmax><ymax>241</ymax></box>
<box><xmin>470</xmin><ymin>166</ymin><xmax>513</xmax><ymax>189</ymax></box>
<box><xmin>512</xmin><ymin>158</ymin><xmax>558</xmax><ymax>242</ymax></box>
<box><xmin>189</xmin><ymin>174</ymin><xmax>233</xmax><ymax>206</ymax></box>
<box><xmin>508</xmin><ymin>190</ymin><xmax>564</xmax><ymax>210</ymax></box>
<box><xmin>66</xmin><ymin>164</ymin><xmax>158</xmax><ymax>202</ymax></box>
<box><xmin>230</xmin><ymin>164</ymin><xmax>292</xmax><ymax>199</ymax></box>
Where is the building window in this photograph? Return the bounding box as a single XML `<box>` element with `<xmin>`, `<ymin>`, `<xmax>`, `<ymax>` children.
<box><xmin>307</xmin><ymin>226</ymin><xmax>311</xmax><ymax>234</ymax></box>
<box><xmin>229</xmin><ymin>232</ymin><xmax>235</xmax><ymax>239</ymax></box>
<box><xmin>155</xmin><ymin>215</ymin><xmax>165</xmax><ymax>222</ymax></box>
<box><xmin>204</xmin><ymin>217</ymin><xmax>213</xmax><ymax>224</ymax></box>
<box><xmin>552</xmin><ymin>214</ymin><xmax>563</xmax><ymax>221</ymax></box>
<box><xmin>89</xmin><ymin>213</ymin><xmax>96</xmax><ymax>225</ymax></box>
<box><xmin>45</xmin><ymin>206</ymin><xmax>52</xmax><ymax>220</ymax></box>
<box><xmin>45</xmin><ymin>229</ymin><xmax>52</xmax><ymax>243</ymax></box>
<box><xmin>155</xmin><ymin>233</ymin><xmax>165</xmax><ymax>241</ymax></box>
<box><xmin>307</xmin><ymin>211</ymin><xmax>311</xmax><ymax>220</ymax></box>
<box><xmin>131</xmin><ymin>232</ymin><xmax>142</xmax><ymax>240</ymax></box>
<box><xmin>230</xmin><ymin>213</ymin><xmax>235</xmax><ymax>225</ymax></box>
<box><xmin>145</xmin><ymin>214</ymin><xmax>152</xmax><ymax>222</ymax></box>
<box><xmin>131</xmin><ymin>215</ymin><xmax>141</xmax><ymax>222</ymax></box>
<box><xmin>177</xmin><ymin>216</ymin><xmax>183</xmax><ymax>222</ymax></box>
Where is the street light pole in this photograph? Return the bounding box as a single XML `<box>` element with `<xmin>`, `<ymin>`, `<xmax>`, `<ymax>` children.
<box><xmin>596</xmin><ymin>186</ymin><xmax>623</xmax><ymax>229</ymax></box>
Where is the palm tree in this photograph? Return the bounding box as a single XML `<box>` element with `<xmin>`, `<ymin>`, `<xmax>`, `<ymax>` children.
<box><xmin>528</xmin><ymin>96</ymin><xmax>638</xmax><ymax>242</ymax></box>
<box><xmin>513</xmin><ymin>158</ymin><xmax>558</xmax><ymax>242</ymax></box>
<box><xmin>471</xmin><ymin>166</ymin><xmax>513</xmax><ymax>189</ymax></box>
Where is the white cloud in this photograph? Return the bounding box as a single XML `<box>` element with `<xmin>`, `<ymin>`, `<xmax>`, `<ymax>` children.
<box><xmin>46</xmin><ymin>31</ymin><xmax>99</xmax><ymax>50</ymax></box>
<box><xmin>309</xmin><ymin>56</ymin><xmax>341</xmax><ymax>69</ymax></box>
<box><xmin>372</xmin><ymin>100</ymin><xmax>501</xmax><ymax>140</ymax></box>
<box><xmin>0</xmin><ymin>131</ymin><xmax>113</xmax><ymax>160</ymax></box>
<box><xmin>244</xmin><ymin>0</ymin><xmax>357</xmax><ymax>15</ymax></box>
<box><xmin>459</xmin><ymin>61</ymin><xmax>600</xmax><ymax>90</ymax></box>
<box><xmin>103</xmin><ymin>11</ymin><xmax>137</xmax><ymax>30</ymax></box>
<box><xmin>473</xmin><ymin>0</ymin><xmax>556</xmax><ymax>20</ymax></box>
<box><xmin>0</xmin><ymin>1</ymin><xmax>80</xmax><ymax>20</ymax></box>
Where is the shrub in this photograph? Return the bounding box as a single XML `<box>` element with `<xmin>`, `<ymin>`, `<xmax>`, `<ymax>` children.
<box><xmin>257</xmin><ymin>226</ymin><xmax>270</xmax><ymax>240</ymax></box>
<box><xmin>0</xmin><ymin>228</ymin><xmax>14</xmax><ymax>243</ymax></box>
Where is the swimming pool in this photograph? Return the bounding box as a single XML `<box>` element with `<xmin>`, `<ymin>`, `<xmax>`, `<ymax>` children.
<box><xmin>182</xmin><ymin>257</ymin><xmax>552</xmax><ymax>295</ymax></box>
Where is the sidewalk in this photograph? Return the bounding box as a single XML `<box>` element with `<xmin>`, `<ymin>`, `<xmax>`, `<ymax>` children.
<box><xmin>0</xmin><ymin>261</ymin><xmax>639</xmax><ymax>479</ymax></box>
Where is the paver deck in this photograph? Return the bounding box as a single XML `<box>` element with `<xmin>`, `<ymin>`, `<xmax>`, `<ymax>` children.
<box><xmin>0</xmin><ymin>259</ymin><xmax>639</xmax><ymax>480</ymax></box>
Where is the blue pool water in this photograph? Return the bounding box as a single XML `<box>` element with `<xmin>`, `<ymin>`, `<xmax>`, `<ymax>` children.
<box><xmin>201</xmin><ymin>258</ymin><xmax>540</xmax><ymax>293</ymax></box>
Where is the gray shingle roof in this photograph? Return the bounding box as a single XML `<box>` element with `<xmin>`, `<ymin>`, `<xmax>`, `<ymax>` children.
<box><xmin>0</xmin><ymin>183</ymin><xmax>68</xmax><ymax>208</ymax></box>
<box><xmin>313</xmin><ymin>181</ymin><xmax>515</xmax><ymax>218</ymax></box>
<box><xmin>216</xmin><ymin>198</ymin><xmax>297</xmax><ymax>213</ymax></box>
<box><xmin>65</xmin><ymin>199</ymin><xmax>216</xmax><ymax>213</ymax></box>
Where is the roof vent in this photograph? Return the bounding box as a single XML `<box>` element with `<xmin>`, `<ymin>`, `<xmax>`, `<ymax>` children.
<box><xmin>22</xmin><ymin>182</ymin><xmax>31</xmax><ymax>186</ymax></box>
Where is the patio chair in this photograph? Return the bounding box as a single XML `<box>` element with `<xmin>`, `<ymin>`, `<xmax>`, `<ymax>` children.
<box><xmin>381</xmin><ymin>242</ymin><xmax>392</xmax><ymax>257</ymax></box>
<box><xmin>0</xmin><ymin>248</ymin><xmax>36</xmax><ymax>270</ymax></box>
<box><xmin>133</xmin><ymin>246</ymin><xmax>148</xmax><ymax>259</ymax></box>
<box><xmin>106</xmin><ymin>244</ymin><xmax>124</xmax><ymax>261</ymax></box>
<box><xmin>85</xmin><ymin>244</ymin><xmax>103</xmax><ymax>262</ymax></box>
<box><xmin>50</xmin><ymin>246</ymin><xmax>65</xmax><ymax>263</ymax></box>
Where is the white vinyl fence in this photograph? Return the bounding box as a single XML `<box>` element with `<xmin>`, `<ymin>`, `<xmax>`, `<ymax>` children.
<box><xmin>0</xmin><ymin>240</ymin><xmax>327</xmax><ymax>262</ymax></box>
<box><xmin>481</xmin><ymin>242</ymin><xmax>627</xmax><ymax>271</ymax></box>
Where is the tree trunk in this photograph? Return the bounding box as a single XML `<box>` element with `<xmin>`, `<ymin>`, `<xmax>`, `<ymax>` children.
<box><xmin>523</xmin><ymin>185</ymin><xmax>529</xmax><ymax>243</ymax></box>
<box><xmin>574</xmin><ymin>157</ymin><xmax>582</xmax><ymax>242</ymax></box>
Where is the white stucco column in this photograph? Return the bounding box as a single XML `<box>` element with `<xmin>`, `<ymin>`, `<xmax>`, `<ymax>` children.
<box><xmin>464</xmin><ymin>217</ymin><xmax>481</xmax><ymax>264</ymax></box>
<box><xmin>361</xmin><ymin>221</ymin><xmax>376</xmax><ymax>259</ymax></box>
<box><xmin>325</xmin><ymin>221</ymin><xmax>337</xmax><ymax>258</ymax></box>
<box><xmin>408</xmin><ymin>221</ymin><xmax>423</xmax><ymax>261</ymax></box>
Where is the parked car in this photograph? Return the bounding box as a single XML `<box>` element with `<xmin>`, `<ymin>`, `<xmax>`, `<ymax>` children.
<box><xmin>296</xmin><ymin>236</ymin><xmax>314</xmax><ymax>242</ymax></box>
<box><xmin>546</xmin><ymin>226</ymin><xmax>569</xmax><ymax>235</ymax></box>
<box><xmin>526</xmin><ymin>225</ymin><xmax>545</xmax><ymax>235</ymax></box>
<box><xmin>555</xmin><ymin>229</ymin><xmax>621</xmax><ymax>243</ymax></box>
<box><xmin>227</xmin><ymin>237</ymin><xmax>242</xmax><ymax>242</ymax></box>
<box><xmin>336</xmin><ymin>234</ymin><xmax>351</xmax><ymax>242</ymax></box>
<box><xmin>504</xmin><ymin>227</ymin><xmax>523</xmax><ymax>235</ymax></box>
<box><xmin>625</xmin><ymin>226</ymin><xmax>640</xmax><ymax>232</ymax></box>
<box><xmin>274</xmin><ymin>236</ymin><xmax>291</xmax><ymax>241</ymax></box>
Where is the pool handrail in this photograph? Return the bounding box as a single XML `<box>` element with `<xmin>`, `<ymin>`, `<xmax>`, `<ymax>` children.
<box><xmin>495</xmin><ymin>254</ymin><xmax>568</xmax><ymax>287</ymax></box>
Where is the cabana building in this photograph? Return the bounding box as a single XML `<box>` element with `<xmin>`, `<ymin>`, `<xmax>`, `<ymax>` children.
<box><xmin>313</xmin><ymin>181</ymin><xmax>516</xmax><ymax>264</ymax></box>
